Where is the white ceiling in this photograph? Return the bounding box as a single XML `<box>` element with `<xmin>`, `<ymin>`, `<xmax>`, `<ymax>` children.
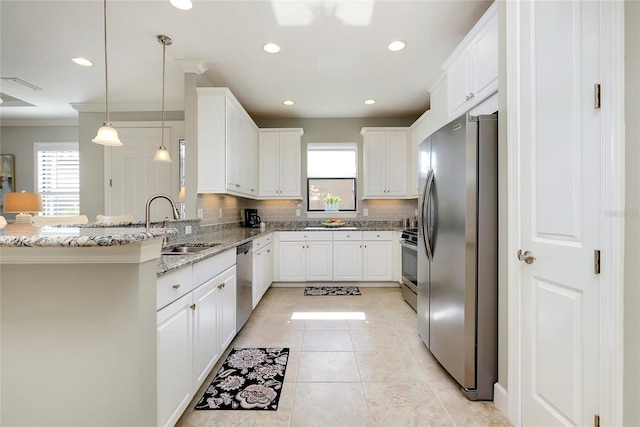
<box><xmin>0</xmin><ymin>0</ymin><xmax>492</xmax><ymax>121</ymax></box>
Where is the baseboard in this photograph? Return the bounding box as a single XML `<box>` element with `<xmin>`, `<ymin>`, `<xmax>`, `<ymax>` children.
<box><xmin>493</xmin><ymin>382</ymin><xmax>508</xmax><ymax>418</ymax></box>
<box><xmin>270</xmin><ymin>281</ymin><xmax>400</xmax><ymax>288</ymax></box>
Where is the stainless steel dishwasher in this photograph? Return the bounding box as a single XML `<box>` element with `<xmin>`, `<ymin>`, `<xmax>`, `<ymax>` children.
<box><xmin>236</xmin><ymin>241</ymin><xmax>253</xmax><ymax>331</ymax></box>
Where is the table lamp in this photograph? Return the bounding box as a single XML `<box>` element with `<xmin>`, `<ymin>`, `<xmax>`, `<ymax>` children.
<box><xmin>3</xmin><ymin>191</ymin><xmax>43</xmax><ymax>224</ymax></box>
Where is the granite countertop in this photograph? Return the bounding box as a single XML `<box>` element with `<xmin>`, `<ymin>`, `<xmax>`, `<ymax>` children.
<box><xmin>156</xmin><ymin>223</ymin><xmax>404</xmax><ymax>277</ymax></box>
<box><xmin>0</xmin><ymin>223</ymin><xmax>176</xmax><ymax>247</ymax></box>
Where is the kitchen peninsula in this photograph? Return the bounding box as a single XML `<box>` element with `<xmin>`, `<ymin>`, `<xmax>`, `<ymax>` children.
<box><xmin>0</xmin><ymin>224</ymin><xmax>174</xmax><ymax>426</ymax></box>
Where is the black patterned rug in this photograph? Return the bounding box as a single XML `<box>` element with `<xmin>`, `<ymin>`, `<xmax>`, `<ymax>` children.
<box><xmin>304</xmin><ymin>286</ymin><xmax>361</xmax><ymax>296</ymax></box>
<box><xmin>195</xmin><ymin>348</ymin><xmax>289</xmax><ymax>410</ymax></box>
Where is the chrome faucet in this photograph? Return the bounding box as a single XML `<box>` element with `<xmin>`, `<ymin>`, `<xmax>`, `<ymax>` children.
<box><xmin>145</xmin><ymin>194</ymin><xmax>180</xmax><ymax>232</ymax></box>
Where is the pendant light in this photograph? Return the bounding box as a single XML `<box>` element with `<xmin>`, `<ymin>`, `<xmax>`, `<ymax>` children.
<box><xmin>92</xmin><ymin>0</ymin><xmax>123</xmax><ymax>146</ymax></box>
<box><xmin>153</xmin><ymin>35</ymin><xmax>173</xmax><ymax>163</ymax></box>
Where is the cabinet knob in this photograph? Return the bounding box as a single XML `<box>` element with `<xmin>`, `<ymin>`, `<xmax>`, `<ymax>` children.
<box><xmin>218</xmin><ymin>283</ymin><xmax>225</xmax><ymax>289</ymax></box>
<box><xmin>190</xmin><ymin>304</ymin><xmax>196</xmax><ymax>310</ymax></box>
<box><xmin>346</xmin><ymin>234</ymin><xmax>350</xmax><ymax>238</ymax></box>
<box><xmin>267</xmin><ymin>249</ymin><xmax>271</xmax><ymax>253</ymax></box>
<box><xmin>235</xmin><ymin>184</ymin><xmax>240</xmax><ymax>188</ymax></box>
<box><xmin>172</xmin><ymin>284</ymin><xmax>181</xmax><ymax>289</ymax></box>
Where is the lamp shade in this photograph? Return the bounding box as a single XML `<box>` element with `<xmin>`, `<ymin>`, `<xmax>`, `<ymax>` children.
<box><xmin>92</xmin><ymin>123</ymin><xmax>123</xmax><ymax>146</ymax></box>
<box><xmin>153</xmin><ymin>146</ymin><xmax>172</xmax><ymax>162</ymax></box>
<box><xmin>3</xmin><ymin>192</ymin><xmax>43</xmax><ymax>213</ymax></box>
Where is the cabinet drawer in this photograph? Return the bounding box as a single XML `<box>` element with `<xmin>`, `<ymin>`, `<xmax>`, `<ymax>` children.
<box><xmin>278</xmin><ymin>231</ymin><xmax>333</xmax><ymax>241</ymax></box>
<box><xmin>333</xmin><ymin>231</ymin><xmax>363</xmax><ymax>241</ymax></box>
<box><xmin>157</xmin><ymin>266</ymin><xmax>193</xmax><ymax>310</ymax></box>
<box><xmin>193</xmin><ymin>249</ymin><xmax>236</xmax><ymax>286</ymax></box>
<box><xmin>363</xmin><ymin>231</ymin><xmax>393</xmax><ymax>241</ymax></box>
<box><xmin>253</xmin><ymin>233</ymin><xmax>273</xmax><ymax>250</ymax></box>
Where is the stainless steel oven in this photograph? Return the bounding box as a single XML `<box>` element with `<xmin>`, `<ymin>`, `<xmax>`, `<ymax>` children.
<box><xmin>400</xmin><ymin>228</ymin><xmax>418</xmax><ymax>311</ymax></box>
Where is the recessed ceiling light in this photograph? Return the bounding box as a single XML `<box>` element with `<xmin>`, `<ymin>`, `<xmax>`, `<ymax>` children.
<box><xmin>364</xmin><ymin>99</ymin><xmax>376</xmax><ymax>105</ymax></box>
<box><xmin>71</xmin><ymin>57</ymin><xmax>93</xmax><ymax>67</ymax></box>
<box><xmin>388</xmin><ymin>40</ymin><xmax>406</xmax><ymax>52</ymax></box>
<box><xmin>169</xmin><ymin>0</ymin><xmax>192</xmax><ymax>10</ymax></box>
<box><xmin>263</xmin><ymin>43</ymin><xmax>281</xmax><ymax>54</ymax></box>
<box><xmin>283</xmin><ymin>100</ymin><xmax>295</xmax><ymax>106</ymax></box>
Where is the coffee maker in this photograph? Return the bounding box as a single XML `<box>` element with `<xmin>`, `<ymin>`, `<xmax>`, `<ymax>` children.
<box><xmin>243</xmin><ymin>208</ymin><xmax>261</xmax><ymax>228</ymax></box>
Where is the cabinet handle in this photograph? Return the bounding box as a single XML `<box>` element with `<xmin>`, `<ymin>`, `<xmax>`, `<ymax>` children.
<box><xmin>465</xmin><ymin>95</ymin><xmax>470</xmax><ymax>101</ymax></box>
<box><xmin>218</xmin><ymin>283</ymin><xmax>225</xmax><ymax>290</ymax></box>
<box><xmin>235</xmin><ymin>184</ymin><xmax>240</xmax><ymax>188</ymax></box>
<box><xmin>172</xmin><ymin>284</ymin><xmax>181</xmax><ymax>289</ymax></box>
<box><xmin>377</xmin><ymin>234</ymin><xmax>380</xmax><ymax>238</ymax></box>
<box><xmin>470</xmin><ymin>92</ymin><xmax>475</xmax><ymax>99</ymax></box>
<box><xmin>267</xmin><ymin>249</ymin><xmax>271</xmax><ymax>253</ymax></box>
<box><xmin>346</xmin><ymin>234</ymin><xmax>350</xmax><ymax>238</ymax></box>
<box><xmin>190</xmin><ymin>304</ymin><xmax>196</xmax><ymax>310</ymax></box>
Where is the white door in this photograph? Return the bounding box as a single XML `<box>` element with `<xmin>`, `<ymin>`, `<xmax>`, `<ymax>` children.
<box><xmin>278</xmin><ymin>241</ymin><xmax>306</xmax><ymax>281</ymax></box>
<box><xmin>192</xmin><ymin>278</ymin><xmax>220</xmax><ymax>390</ymax></box>
<box><xmin>385</xmin><ymin>131</ymin><xmax>408</xmax><ymax>196</ymax></box>
<box><xmin>279</xmin><ymin>132</ymin><xmax>301</xmax><ymax>197</ymax></box>
<box><xmin>218</xmin><ymin>266</ymin><xmax>237</xmax><ymax>352</ymax></box>
<box><xmin>258</xmin><ymin>132</ymin><xmax>280</xmax><ymax>197</ymax></box>
<box><xmin>306</xmin><ymin>241</ymin><xmax>333</xmax><ymax>281</ymax></box>
<box><xmin>363</xmin><ymin>241</ymin><xmax>393</xmax><ymax>281</ymax></box>
<box><xmin>519</xmin><ymin>1</ymin><xmax>600</xmax><ymax>425</ymax></box>
<box><xmin>108</xmin><ymin>127</ymin><xmax>173</xmax><ymax>221</ymax></box>
<box><xmin>333</xmin><ymin>241</ymin><xmax>363</xmax><ymax>281</ymax></box>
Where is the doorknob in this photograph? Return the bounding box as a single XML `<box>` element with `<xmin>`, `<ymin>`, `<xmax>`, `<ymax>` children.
<box><xmin>517</xmin><ymin>249</ymin><xmax>536</xmax><ymax>264</ymax></box>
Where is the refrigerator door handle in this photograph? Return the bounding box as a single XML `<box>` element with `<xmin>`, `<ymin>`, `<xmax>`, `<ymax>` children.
<box><xmin>421</xmin><ymin>169</ymin><xmax>434</xmax><ymax>261</ymax></box>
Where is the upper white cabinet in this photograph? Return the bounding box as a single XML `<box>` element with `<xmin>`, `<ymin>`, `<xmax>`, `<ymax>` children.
<box><xmin>442</xmin><ymin>2</ymin><xmax>498</xmax><ymax>121</ymax></box>
<box><xmin>361</xmin><ymin>128</ymin><xmax>410</xmax><ymax>198</ymax></box>
<box><xmin>258</xmin><ymin>129</ymin><xmax>303</xmax><ymax>198</ymax></box>
<box><xmin>197</xmin><ymin>87</ymin><xmax>259</xmax><ymax>198</ymax></box>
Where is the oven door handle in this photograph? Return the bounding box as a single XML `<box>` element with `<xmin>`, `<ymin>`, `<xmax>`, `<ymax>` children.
<box><xmin>399</xmin><ymin>240</ymin><xmax>418</xmax><ymax>251</ymax></box>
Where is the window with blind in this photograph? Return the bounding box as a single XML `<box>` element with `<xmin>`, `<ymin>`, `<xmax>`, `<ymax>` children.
<box><xmin>307</xmin><ymin>143</ymin><xmax>357</xmax><ymax>212</ymax></box>
<box><xmin>35</xmin><ymin>142</ymin><xmax>80</xmax><ymax>216</ymax></box>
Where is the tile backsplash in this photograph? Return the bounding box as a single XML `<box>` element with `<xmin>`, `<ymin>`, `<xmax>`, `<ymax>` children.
<box><xmin>196</xmin><ymin>194</ymin><xmax>418</xmax><ymax>225</ymax></box>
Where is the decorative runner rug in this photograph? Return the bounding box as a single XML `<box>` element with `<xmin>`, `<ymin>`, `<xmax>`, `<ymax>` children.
<box><xmin>195</xmin><ymin>348</ymin><xmax>289</xmax><ymax>410</ymax></box>
<box><xmin>304</xmin><ymin>286</ymin><xmax>361</xmax><ymax>296</ymax></box>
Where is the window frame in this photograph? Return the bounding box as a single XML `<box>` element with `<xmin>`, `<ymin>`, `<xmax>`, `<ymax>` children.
<box><xmin>34</xmin><ymin>142</ymin><xmax>80</xmax><ymax>216</ymax></box>
<box><xmin>306</xmin><ymin>177</ymin><xmax>358</xmax><ymax>212</ymax></box>
<box><xmin>306</xmin><ymin>142</ymin><xmax>358</xmax><ymax>213</ymax></box>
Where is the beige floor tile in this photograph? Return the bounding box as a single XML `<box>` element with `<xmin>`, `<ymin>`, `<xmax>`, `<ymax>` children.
<box><xmin>304</xmin><ymin>318</ymin><xmax>350</xmax><ymax>330</ymax></box>
<box><xmin>430</xmin><ymin>380</ymin><xmax>512</xmax><ymax>426</ymax></box>
<box><xmin>350</xmin><ymin>328</ymin><xmax>407</xmax><ymax>352</ymax></box>
<box><xmin>356</xmin><ymin>350</ymin><xmax>427</xmax><ymax>383</ymax></box>
<box><xmin>301</xmin><ymin>329</ymin><xmax>353</xmax><ymax>351</ymax></box>
<box><xmin>297</xmin><ymin>351</ymin><xmax>361</xmax><ymax>382</ymax></box>
<box><xmin>291</xmin><ymin>382</ymin><xmax>370</xmax><ymax>427</ymax></box>
<box><xmin>237</xmin><ymin>328</ymin><xmax>304</xmax><ymax>351</ymax></box>
<box><xmin>364</xmin><ymin>382</ymin><xmax>454</xmax><ymax>427</ymax></box>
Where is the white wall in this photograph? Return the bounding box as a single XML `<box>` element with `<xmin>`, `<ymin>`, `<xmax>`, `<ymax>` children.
<box><xmin>624</xmin><ymin>1</ymin><xmax>640</xmax><ymax>425</ymax></box>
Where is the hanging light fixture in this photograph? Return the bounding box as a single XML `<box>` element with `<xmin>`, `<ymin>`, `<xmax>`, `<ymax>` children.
<box><xmin>153</xmin><ymin>35</ymin><xmax>173</xmax><ymax>163</ymax></box>
<box><xmin>92</xmin><ymin>0</ymin><xmax>122</xmax><ymax>147</ymax></box>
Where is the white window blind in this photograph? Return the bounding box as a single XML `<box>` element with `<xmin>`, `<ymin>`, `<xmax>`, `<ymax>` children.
<box><xmin>35</xmin><ymin>143</ymin><xmax>80</xmax><ymax>216</ymax></box>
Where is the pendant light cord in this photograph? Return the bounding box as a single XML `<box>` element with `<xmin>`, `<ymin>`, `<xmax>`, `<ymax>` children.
<box><xmin>161</xmin><ymin>39</ymin><xmax>166</xmax><ymax>148</ymax></box>
<box><xmin>103</xmin><ymin>0</ymin><xmax>110</xmax><ymax>123</ymax></box>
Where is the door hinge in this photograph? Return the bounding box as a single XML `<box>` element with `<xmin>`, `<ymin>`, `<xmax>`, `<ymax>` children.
<box><xmin>594</xmin><ymin>83</ymin><xmax>601</xmax><ymax>109</ymax></box>
<box><xmin>594</xmin><ymin>250</ymin><xmax>601</xmax><ymax>275</ymax></box>
<box><xmin>594</xmin><ymin>414</ymin><xmax>600</xmax><ymax>427</ymax></box>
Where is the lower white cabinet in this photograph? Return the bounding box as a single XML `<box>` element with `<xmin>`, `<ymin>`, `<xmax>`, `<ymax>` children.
<box><xmin>157</xmin><ymin>249</ymin><xmax>236</xmax><ymax>427</ymax></box>
<box><xmin>278</xmin><ymin>232</ymin><xmax>333</xmax><ymax>281</ymax></box>
<box><xmin>157</xmin><ymin>292</ymin><xmax>194</xmax><ymax>427</ymax></box>
<box><xmin>253</xmin><ymin>241</ymin><xmax>274</xmax><ymax>308</ymax></box>
<box><xmin>333</xmin><ymin>231</ymin><xmax>394</xmax><ymax>281</ymax></box>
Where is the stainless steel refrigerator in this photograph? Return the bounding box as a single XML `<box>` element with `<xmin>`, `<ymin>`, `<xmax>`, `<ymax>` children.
<box><xmin>417</xmin><ymin>113</ymin><xmax>498</xmax><ymax>400</ymax></box>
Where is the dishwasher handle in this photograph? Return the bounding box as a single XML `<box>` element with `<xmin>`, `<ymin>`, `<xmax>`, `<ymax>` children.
<box><xmin>237</xmin><ymin>241</ymin><xmax>253</xmax><ymax>255</ymax></box>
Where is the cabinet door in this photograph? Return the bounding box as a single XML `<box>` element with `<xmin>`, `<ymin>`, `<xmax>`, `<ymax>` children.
<box><xmin>385</xmin><ymin>131</ymin><xmax>409</xmax><ymax>196</ymax></box>
<box><xmin>218</xmin><ymin>266</ymin><xmax>237</xmax><ymax>352</ymax></box>
<box><xmin>258</xmin><ymin>132</ymin><xmax>280</xmax><ymax>197</ymax></box>
<box><xmin>252</xmin><ymin>248</ymin><xmax>264</xmax><ymax>308</ymax></box>
<box><xmin>263</xmin><ymin>244</ymin><xmax>274</xmax><ymax>296</ymax></box>
<box><xmin>471</xmin><ymin>12</ymin><xmax>499</xmax><ymax>105</ymax></box>
<box><xmin>157</xmin><ymin>293</ymin><xmax>194</xmax><ymax>427</ymax></box>
<box><xmin>225</xmin><ymin>100</ymin><xmax>241</xmax><ymax>192</ymax></box>
<box><xmin>333</xmin><ymin>241</ymin><xmax>363</xmax><ymax>281</ymax></box>
<box><xmin>306</xmin><ymin>241</ymin><xmax>333</xmax><ymax>281</ymax></box>
<box><xmin>446</xmin><ymin>49</ymin><xmax>473</xmax><ymax>118</ymax></box>
<box><xmin>244</xmin><ymin>122</ymin><xmax>258</xmax><ymax>196</ymax></box>
<box><xmin>278</xmin><ymin>241</ymin><xmax>306</xmax><ymax>281</ymax></box>
<box><xmin>192</xmin><ymin>278</ymin><xmax>220</xmax><ymax>389</ymax></box>
<box><xmin>363</xmin><ymin>240</ymin><xmax>393</xmax><ymax>281</ymax></box>
<box><xmin>363</xmin><ymin>131</ymin><xmax>387</xmax><ymax>197</ymax></box>
<box><xmin>279</xmin><ymin>132</ymin><xmax>301</xmax><ymax>197</ymax></box>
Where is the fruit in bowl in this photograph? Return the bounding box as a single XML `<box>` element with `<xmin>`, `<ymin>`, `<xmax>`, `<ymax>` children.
<box><xmin>324</xmin><ymin>219</ymin><xmax>343</xmax><ymax>226</ymax></box>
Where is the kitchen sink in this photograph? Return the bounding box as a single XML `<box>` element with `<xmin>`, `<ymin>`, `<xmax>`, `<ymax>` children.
<box><xmin>161</xmin><ymin>243</ymin><xmax>222</xmax><ymax>255</ymax></box>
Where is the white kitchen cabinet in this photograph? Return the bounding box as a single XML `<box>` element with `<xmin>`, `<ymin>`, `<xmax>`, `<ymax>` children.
<box><xmin>197</xmin><ymin>87</ymin><xmax>258</xmax><ymax>198</ymax></box>
<box><xmin>409</xmin><ymin>111</ymin><xmax>431</xmax><ymax>198</ymax></box>
<box><xmin>278</xmin><ymin>231</ymin><xmax>333</xmax><ymax>281</ymax></box>
<box><xmin>253</xmin><ymin>234</ymin><xmax>274</xmax><ymax>308</ymax></box>
<box><xmin>428</xmin><ymin>75</ymin><xmax>449</xmax><ymax>136</ymax></box>
<box><xmin>362</xmin><ymin>231</ymin><xmax>394</xmax><ymax>281</ymax></box>
<box><xmin>157</xmin><ymin>292</ymin><xmax>194</xmax><ymax>427</ymax></box>
<box><xmin>443</xmin><ymin>3</ymin><xmax>498</xmax><ymax>120</ymax></box>
<box><xmin>258</xmin><ymin>129</ymin><xmax>303</xmax><ymax>198</ymax></box>
<box><xmin>157</xmin><ymin>249</ymin><xmax>236</xmax><ymax>427</ymax></box>
<box><xmin>361</xmin><ymin>128</ymin><xmax>410</xmax><ymax>198</ymax></box>
<box><xmin>333</xmin><ymin>231</ymin><xmax>364</xmax><ymax>281</ymax></box>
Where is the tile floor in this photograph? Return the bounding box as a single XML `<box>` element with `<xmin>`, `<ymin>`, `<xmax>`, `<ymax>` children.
<box><xmin>176</xmin><ymin>286</ymin><xmax>512</xmax><ymax>427</ymax></box>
